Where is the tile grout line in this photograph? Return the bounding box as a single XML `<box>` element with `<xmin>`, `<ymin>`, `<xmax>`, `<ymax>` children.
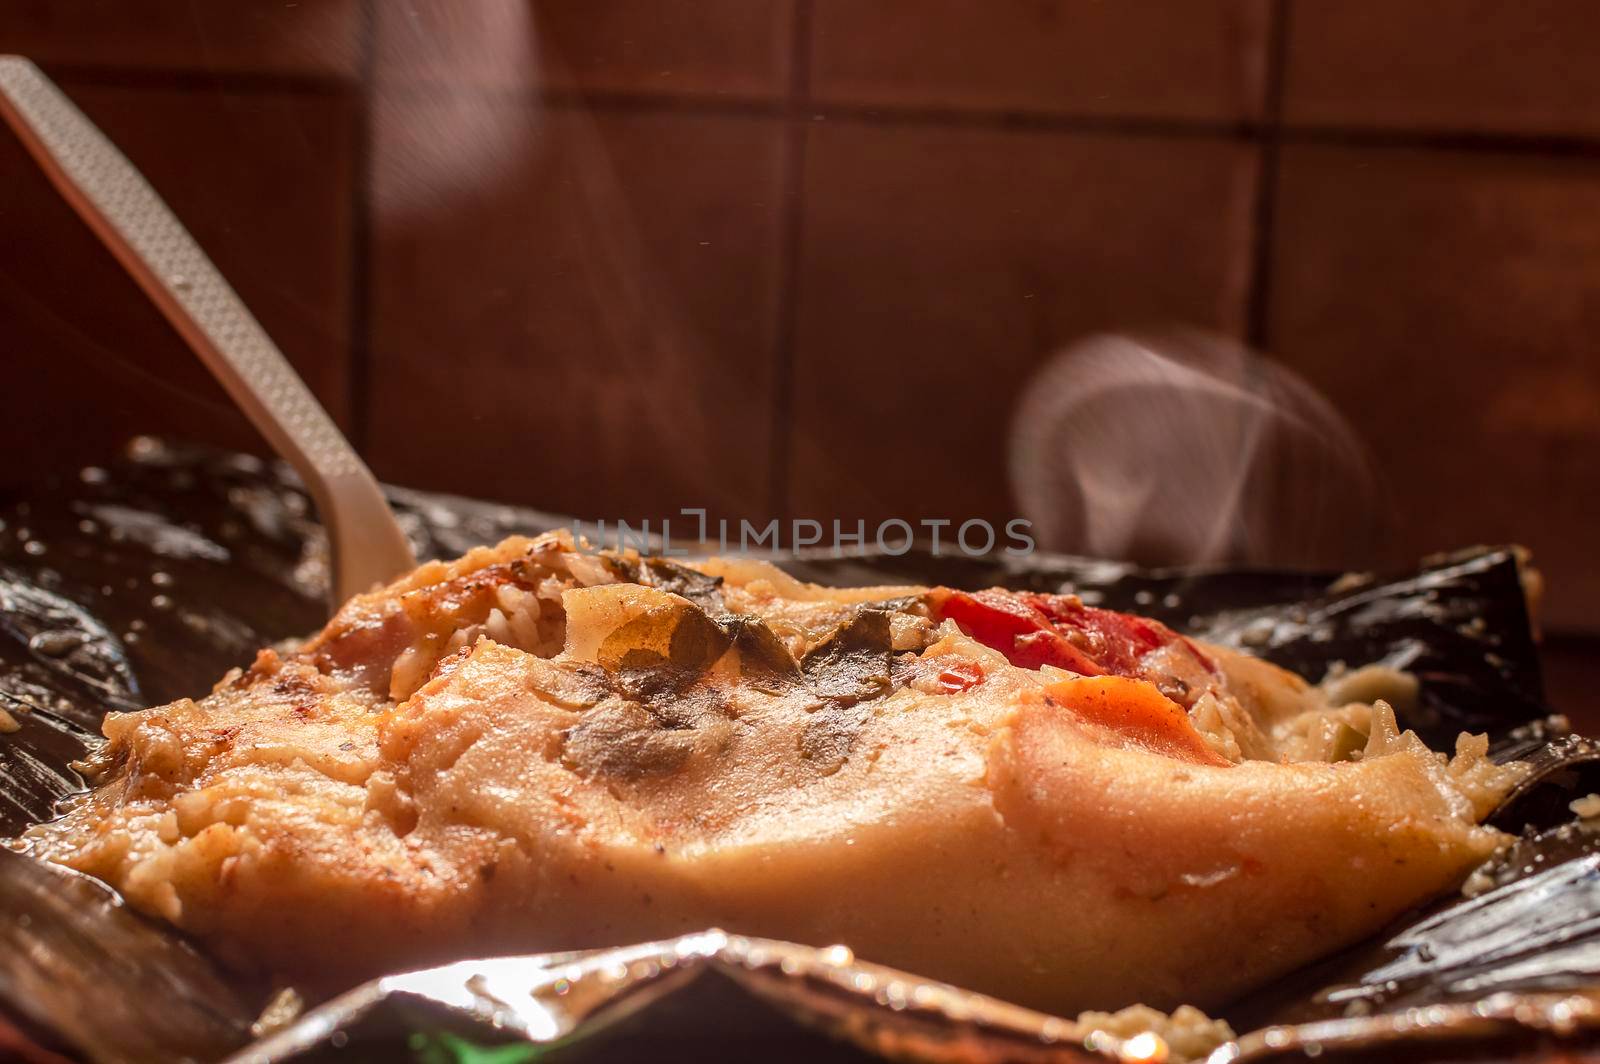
<box><xmin>767</xmin><ymin>0</ymin><xmax>813</xmax><ymax>525</ymax></box>
<box><xmin>28</xmin><ymin>63</ymin><xmax>354</xmax><ymax>97</ymax></box>
<box><xmin>346</xmin><ymin>0</ymin><xmax>378</xmax><ymax>456</ymax></box>
<box><xmin>421</xmin><ymin>86</ymin><xmax>1600</xmax><ymax>158</ymax></box>
<box><xmin>1277</xmin><ymin>123</ymin><xmax>1600</xmax><ymax>157</ymax></box>
<box><xmin>43</xmin><ymin>64</ymin><xmax>1600</xmax><ymax>159</ymax></box>
<box><xmin>1244</xmin><ymin>0</ymin><xmax>1292</xmax><ymax>351</ymax></box>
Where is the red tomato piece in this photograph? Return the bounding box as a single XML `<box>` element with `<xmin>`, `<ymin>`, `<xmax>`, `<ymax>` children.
<box><xmin>933</xmin><ymin>588</ymin><xmax>1213</xmax><ymax>678</ymax></box>
<box><xmin>935</xmin><ymin>661</ymin><xmax>986</xmax><ymax>692</ymax></box>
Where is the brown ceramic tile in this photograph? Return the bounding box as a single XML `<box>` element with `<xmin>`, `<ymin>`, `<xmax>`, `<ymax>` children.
<box><xmin>1267</xmin><ymin>146</ymin><xmax>1600</xmax><ymax>631</ymax></box>
<box><xmin>0</xmin><ymin>148</ymin><xmax>265</xmax><ymax>486</ymax></box>
<box><xmin>810</xmin><ymin>0</ymin><xmax>1270</xmax><ymax>121</ymax></box>
<box><xmin>375</xmin><ymin>0</ymin><xmax>792</xmax><ymax>99</ymax></box>
<box><xmin>1544</xmin><ymin>637</ymin><xmax>1600</xmax><ymax>733</ymax></box>
<box><xmin>1284</xmin><ymin>1</ymin><xmax>1600</xmax><ymax>137</ymax></box>
<box><xmin>788</xmin><ymin>122</ymin><xmax>1258</xmax><ymax>531</ymax></box>
<box><xmin>0</xmin><ymin>0</ymin><xmax>362</xmax><ymax>80</ymax></box>
<box><xmin>365</xmin><ymin>97</ymin><xmax>785</xmax><ymax>524</ymax></box>
<box><xmin>0</xmin><ymin>82</ymin><xmax>356</xmax><ymax>485</ymax></box>
<box><xmin>71</xmin><ymin>83</ymin><xmax>357</xmax><ymax>427</ymax></box>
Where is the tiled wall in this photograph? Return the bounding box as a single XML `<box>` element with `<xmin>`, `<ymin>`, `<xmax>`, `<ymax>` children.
<box><xmin>0</xmin><ymin>0</ymin><xmax>363</xmax><ymax>466</ymax></box>
<box><xmin>3</xmin><ymin>1</ymin><xmax>1598</xmax><ymax>634</ymax></box>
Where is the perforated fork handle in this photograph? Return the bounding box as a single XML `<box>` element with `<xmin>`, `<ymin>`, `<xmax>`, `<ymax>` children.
<box><xmin>0</xmin><ymin>56</ymin><xmax>416</xmax><ymax>609</ymax></box>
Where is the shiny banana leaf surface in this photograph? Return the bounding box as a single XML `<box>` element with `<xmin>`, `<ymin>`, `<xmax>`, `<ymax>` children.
<box><xmin>0</xmin><ymin>440</ymin><xmax>1594</xmax><ymax>1064</ymax></box>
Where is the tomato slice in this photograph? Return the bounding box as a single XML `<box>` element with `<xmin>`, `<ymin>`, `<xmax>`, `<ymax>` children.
<box><xmin>935</xmin><ymin>661</ymin><xmax>985</xmax><ymax>693</ymax></box>
<box><xmin>936</xmin><ymin>590</ymin><xmax>1103</xmax><ymax>675</ymax></box>
<box><xmin>932</xmin><ymin>588</ymin><xmax>1212</xmax><ymax>678</ymax></box>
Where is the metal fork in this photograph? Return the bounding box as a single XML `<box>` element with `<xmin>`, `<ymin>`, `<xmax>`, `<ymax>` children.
<box><xmin>0</xmin><ymin>56</ymin><xmax>416</xmax><ymax>610</ymax></box>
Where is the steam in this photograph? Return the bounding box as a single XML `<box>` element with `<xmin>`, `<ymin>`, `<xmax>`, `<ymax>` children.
<box><xmin>1008</xmin><ymin>332</ymin><xmax>1382</xmax><ymax>569</ymax></box>
<box><xmin>372</xmin><ymin>1</ymin><xmax>541</xmax><ymax>221</ymax></box>
<box><xmin>368</xmin><ymin>4</ymin><xmax>752</xmax><ymax>519</ymax></box>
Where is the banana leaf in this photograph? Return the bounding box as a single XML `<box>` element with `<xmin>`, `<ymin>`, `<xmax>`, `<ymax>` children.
<box><xmin>0</xmin><ymin>439</ymin><xmax>1594</xmax><ymax>1063</ymax></box>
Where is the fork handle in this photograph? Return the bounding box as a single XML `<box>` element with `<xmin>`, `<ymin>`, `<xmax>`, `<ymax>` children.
<box><xmin>0</xmin><ymin>56</ymin><xmax>416</xmax><ymax>608</ymax></box>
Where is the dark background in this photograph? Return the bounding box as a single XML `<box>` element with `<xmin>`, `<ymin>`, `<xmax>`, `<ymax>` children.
<box><xmin>1</xmin><ymin>2</ymin><xmax>1596</xmax><ymax>707</ymax></box>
